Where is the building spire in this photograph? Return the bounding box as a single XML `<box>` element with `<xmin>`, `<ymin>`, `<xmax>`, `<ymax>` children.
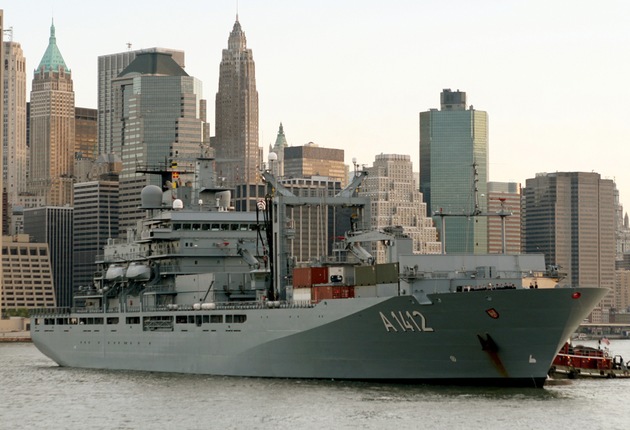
<box><xmin>228</xmin><ymin>16</ymin><xmax>247</xmax><ymax>51</ymax></box>
<box><xmin>273</xmin><ymin>123</ymin><xmax>288</xmax><ymax>151</ymax></box>
<box><xmin>36</xmin><ymin>19</ymin><xmax>70</xmax><ymax>74</ymax></box>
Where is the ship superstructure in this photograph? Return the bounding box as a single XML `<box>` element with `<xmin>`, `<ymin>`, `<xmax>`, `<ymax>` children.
<box><xmin>31</xmin><ymin>159</ymin><xmax>606</xmax><ymax>387</ymax></box>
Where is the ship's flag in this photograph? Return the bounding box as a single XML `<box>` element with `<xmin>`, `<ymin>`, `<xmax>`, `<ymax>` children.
<box><xmin>601</xmin><ymin>337</ymin><xmax>610</xmax><ymax>346</ymax></box>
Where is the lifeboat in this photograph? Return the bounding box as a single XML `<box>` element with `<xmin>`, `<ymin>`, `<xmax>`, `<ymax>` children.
<box><xmin>105</xmin><ymin>264</ymin><xmax>126</xmax><ymax>281</ymax></box>
<box><xmin>126</xmin><ymin>262</ymin><xmax>152</xmax><ymax>281</ymax></box>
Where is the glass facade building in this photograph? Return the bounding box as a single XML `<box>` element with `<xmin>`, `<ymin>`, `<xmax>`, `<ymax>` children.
<box><xmin>111</xmin><ymin>52</ymin><xmax>205</xmax><ymax>233</ymax></box>
<box><xmin>419</xmin><ymin>89</ymin><xmax>488</xmax><ymax>254</ymax></box>
<box><xmin>73</xmin><ymin>180</ymin><xmax>119</xmax><ymax>292</ymax></box>
<box><xmin>23</xmin><ymin>206</ymin><xmax>74</xmax><ymax>308</ymax></box>
<box><xmin>97</xmin><ymin>48</ymin><xmax>185</xmax><ymax>156</ymax></box>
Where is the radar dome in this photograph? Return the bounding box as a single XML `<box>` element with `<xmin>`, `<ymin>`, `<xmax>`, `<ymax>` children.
<box><xmin>141</xmin><ymin>185</ymin><xmax>163</xmax><ymax>209</ymax></box>
<box><xmin>268</xmin><ymin>152</ymin><xmax>278</xmax><ymax>161</ymax></box>
<box><xmin>172</xmin><ymin>199</ymin><xmax>184</xmax><ymax>210</ymax></box>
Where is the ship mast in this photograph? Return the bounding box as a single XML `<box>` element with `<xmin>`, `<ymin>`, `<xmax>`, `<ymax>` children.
<box><xmin>433</xmin><ymin>161</ymin><xmax>512</xmax><ymax>254</ymax></box>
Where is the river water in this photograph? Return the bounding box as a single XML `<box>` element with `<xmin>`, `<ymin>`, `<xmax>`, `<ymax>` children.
<box><xmin>1</xmin><ymin>340</ymin><xmax>629</xmax><ymax>430</ymax></box>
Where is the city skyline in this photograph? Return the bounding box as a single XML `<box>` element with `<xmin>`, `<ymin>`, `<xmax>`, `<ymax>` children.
<box><xmin>4</xmin><ymin>1</ymin><xmax>630</xmax><ymax>206</ymax></box>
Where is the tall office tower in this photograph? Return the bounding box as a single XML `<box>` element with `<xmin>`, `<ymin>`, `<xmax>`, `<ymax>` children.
<box><xmin>614</xmin><ymin>186</ymin><xmax>630</xmax><ymax>261</ymax></box>
<box><xmin>112</xmin><ymin>51</ymin><xmax>205</xmax><ymax>233</ymax></box>
<box><xmin>284</xmin><ymin>143</ymin><xmax>348</xmax><ymax>187</ymax></box>
<box><xmin>613</xmin><ymin>270</ymin><xmax>630</xmax><ymax>315</ymax></box>
<box><xmin>29</xmin><ymin>21</ymin><xmax>75</xmax><ymax>207</ymax></box>
<box><xmin>0</xmin><ymin>9</ymin><xmax>4</xmax><ymax>317</ymax></box>
<box><xmin>269</xmin><ymin>123</ymin><xmax>288</xmax><ymax>177</ymax></box>
<box><xmin>487</xmin><ymin>182</ymin><xmax>521</xmax><ymax>254</ymax></box>
<box><xmin>23</xmin><ymin>206</ymin><xmax>74</xmax><ymax>308</ymax></box>
<box><xmin>73</xmin><ymin>179</ymin><xmax>118</xmax><ymax>292</ymax></box>
<box><xmin>360</xmin><ymin>154</ymin><xmax>440</xmax><ymax>262</ymax></box>
<box><xmin>522</xmin><ymin>172</ymin><xmax>615</xmax><ymax>322</ymax></box>
<box><xmin>75</xmin><ymin>107</ymin><xmax>97</xmax><ymax>160</ymax></box>
<box><xmin>98</xmin><ymin>47</ymin><xmax>185</xmax><ymax>156</ymax></box>
<box><xmin>1</xmin><ymin>234</ymin><xmax>56</xmax><ymax>312</ymax></box>
<box><xmin>214</xmin><ymin>18</ymin><xmax>260</xmax><ymax>195</ymax></box>
<box><xmin>419</xmin><ymin>89</ymin><xmax>489</xmax><ymax>254</ymax></box>
<box><xmin>2</xmin><ymin>33</ymin><xmax>27</xmax><ymax>210</ymax></box>
<box><xmin>74</xmin><ymin>107</ymin><xmax>98</xmax><ymax>182</ymax></box>
<box><xmin>279</xmin><ymin>177</ymin><xmax>357</xmax><ymax>264</ymax></box>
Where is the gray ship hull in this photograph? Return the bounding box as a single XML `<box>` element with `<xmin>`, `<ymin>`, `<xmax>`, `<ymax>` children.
<box><xmin>31</xmin><ymin>287</ymin><xmax>604</xmax><ymax>387</ymax></box>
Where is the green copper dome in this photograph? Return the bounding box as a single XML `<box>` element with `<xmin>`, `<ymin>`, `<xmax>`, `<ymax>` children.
<box><xmin>273</xmin><ymin>123</ymin><xmax>288</xmax><ymax>151</ymax></box>
<box><xmin>36</xmin><ymin>21</ymin><xmax>70</xmax><ymax>74</ymax></box>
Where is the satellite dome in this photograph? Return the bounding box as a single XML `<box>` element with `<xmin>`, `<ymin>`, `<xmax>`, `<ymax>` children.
<box><xmin>172</xmin><ymin>199</ymin><xmax>184</xmax><ymax>210</ymax></box>
<box><xmin>141</xmin><ymin>185</ymin><xmax>163</xmax><ymax>209</ymax></box>
<box><xmin>268</xmin><ymin>152</ymin><xmax>278</xmax><ymax>161</ymax></box>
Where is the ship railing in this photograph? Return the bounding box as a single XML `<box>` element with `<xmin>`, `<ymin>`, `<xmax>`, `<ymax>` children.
<box><xmin>143</xmin><ymin>284</ymin><xmax>176</xmax><ymax>294</ymax></box>
<box><xmin>29</xmin><ymin>307</ymin><xmax>72</xmax><ymax>317</ymax></box>
<box><xmin>30</xmin><ymin>300</ymin><xmax>317</xmax><ymax>317</ymax></box>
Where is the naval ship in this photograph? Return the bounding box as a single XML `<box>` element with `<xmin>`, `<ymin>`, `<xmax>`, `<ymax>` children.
<box><xmin>31</xmin><ymin>158</ymin><xmax>605</xmax><ymax>387</ymax></box>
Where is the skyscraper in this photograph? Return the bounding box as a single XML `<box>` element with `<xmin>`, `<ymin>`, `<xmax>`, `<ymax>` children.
<box><xmin>487</xmin><ymin>182</ymin><xmax>521</xmax><ymax>254</ymax></box>
<box><xmin>29</xmin><ymin>21</ymin><xmax>75</xmax><ymax>207</ymax></box>
<box><xmin>111</xmin><ymin>51</ymin><xmax>206</xmax><ymax>233</ymax></box>
<box><xmin>214</xmin><ymin>17</ymin><xmax>260</xmax><ymax>200</ymax></box>
<box><xmin>284</xmin><ymin>143</ymin><xmax>347</xmax><ymax>187</ymax></box>
<box><xmin>2</xmin><ymin>32</ymin><xmax>27</xmax><ymax>209</ymax></box>
<box><xmin>522</xmin><ymin>172</ymin><xmax>615</xmax><ymax>322</ymax></box>
<box><xmin>23</xmin><ymin>206</ymin><xmax>74</xmax><ymax>308</ymax></box>
<box><xmin>0</xmin><ymin>9</ymin><xmax>4</xmax><ymax>316</ymax></box>
<box><xmin>73</xmin><ymin>179</ymin><xmax>119</xmax><ymax>292</ymax></box>
<box><xmin>419</xmin><ymin>89</ymin><xmax>489</xmax><ymax>254</ymax></box>
<box><xmin>360</xmin><ymin>154</ymin><xmax>440</xmax><ymax>263</ymax></box>
<box><xmin>97</xmin><ymin>47</ymin><xmax>185</xmax><ymax>156</ymax></box>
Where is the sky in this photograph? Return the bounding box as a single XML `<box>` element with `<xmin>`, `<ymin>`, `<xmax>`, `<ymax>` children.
<box><xmin>4</xmin><ymin>0</ymin><xmax>630</xmax><ymax>207</ymax></box>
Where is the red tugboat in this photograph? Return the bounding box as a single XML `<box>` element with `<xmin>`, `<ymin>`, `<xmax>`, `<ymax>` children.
<box><xmin>549</xmin><ymin>340</ymin><xmax>630</xmax><ymax>379</ymax></box>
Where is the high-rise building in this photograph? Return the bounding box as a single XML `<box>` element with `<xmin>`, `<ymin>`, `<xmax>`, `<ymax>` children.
<box><xmin>73</xmin><ymin>179</ymin><xmax>119</xmax><ymax>292</ymax></box>
<box><xmin>111</xmin><ymin>51</ymin><xmax>206</xmax><ymax>233</ymax></box>
<box><xmin>284</xmin><ymin>143</ymin><xmax>347</xmax><ymax>187</ymax></box>
<box><xmin>2</xmin><ymin>34</ymin><xmax>27</xmax><ymax>209</ymax></box>
<box><xmin>23</xmin><ymin>206</ymin><xmax>73</xmax><ymax>308</ymax></box>
<box><xmin>360</xmin><ymin>154</ymin><xmax>440</xmax><ymax>262</ymax></box>
<box><xmin>74</xmin><ymin>107</ymin><xmax>98</xmax><ymax>182</ymax></box>
<box><xmin>214</xmin><ymin>17</ymin><xmax>260</xmax><ymax>200</ymax></box>
<box><xmin>613</xmin><ymin>270</ymin><xmax>630</xmax><ymax>314</ymax></box>
<box><xmin>1</xmin><ymin>234</ymin><xmax>56</xmax><ymax>312</ymax></box>
<box><xmin>278</xmin><ymin>177</ymin><xmax>347</xmax><ymax>263</ymax></box>
<box><xmin>75</xmin><ymin>107</ymin><xmax>97</xmax><ymax>160</ymax></box>
<box><xmin>614</xmin><ymin>186</ymin><xmax>630</xmax><ymax>261</ymax></box>
<box><xmin>97</xmin><ymin>47</ymin><xmax>185</xmax><ymax>156</ymax></box>
<box><xmin>0</xmin><ymin>9</ymin><xmax>4</xmax><ymax>317</ymax></box>
<box><xmin>419</xmin><ymin>89</ymin><xmax>489</xmax><ymax>254</ymax></box>
<box><xmin>487</xmin><ymin>182</ymin><xmax>521</xmax><ymax>254</ymax></box>
<box><xmin>522</xmin><ymin>172</ymin><xmax>615</xmax><ymax>322</ymax></box>
<box><xmin>29</xmin><ymin>21</ymin><xmax>75</xmax><ymax>207</ymax></box>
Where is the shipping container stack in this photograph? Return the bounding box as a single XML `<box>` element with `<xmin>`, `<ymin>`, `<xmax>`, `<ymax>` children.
<box><xmin>291</xmin><ymin>263</ymin><xmax>400</xmax><ymax>303</ymax></box>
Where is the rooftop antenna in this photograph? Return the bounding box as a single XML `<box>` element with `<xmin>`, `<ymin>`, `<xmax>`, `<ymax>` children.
<box><xmin>126</xmin><ymin>42</ymin><xmax>132</xmax><ymax>51</ymax></box>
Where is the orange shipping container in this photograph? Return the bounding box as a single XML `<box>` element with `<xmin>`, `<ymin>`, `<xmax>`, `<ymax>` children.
<box><xmin>311</xmin><ymin>267</ymin><xmax>329</xmax><ymax>285</ymax></box>
<box><xmin>293</xmin><ymin>267</ymin><xmax>312</xmax><ymax>288</ymax></box>
<box><xmin>312</xmin><ymin>286</ymin><xmax>334</xmax><ymax>303</ymax></box>
<box><xmin>332</xmin><ymin>286</ymin><xmax>355</xmax><ymax>299</ymax></box>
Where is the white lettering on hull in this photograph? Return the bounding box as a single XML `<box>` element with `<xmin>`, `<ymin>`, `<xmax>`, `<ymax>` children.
<box><xmin>379</xmin><ymin>311</ymin><xmax>434</xmax><ymax>333</ymax></box>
